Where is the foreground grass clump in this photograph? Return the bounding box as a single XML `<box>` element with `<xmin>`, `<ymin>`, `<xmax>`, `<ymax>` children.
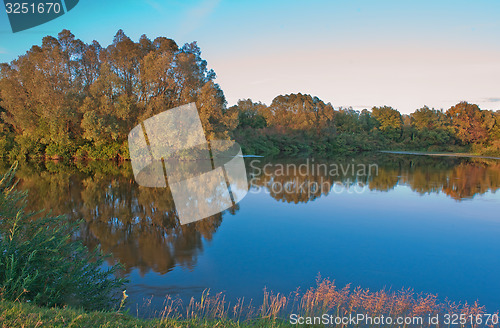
<box><xmin>0</xmin><ymin>163</ymin><xmax>125</xmax><ymax>311</ymax></box>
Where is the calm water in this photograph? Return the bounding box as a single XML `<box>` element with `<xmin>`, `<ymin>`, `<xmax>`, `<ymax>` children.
<box><xmin>7</xmin><ymin>154</ymin><xmax>500</xmax><ymax>312</ymax></box>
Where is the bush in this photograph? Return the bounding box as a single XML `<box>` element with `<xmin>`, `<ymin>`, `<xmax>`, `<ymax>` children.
<box><xmin>87</xmin><ymin>143</ymin><xmax>122</xmax><ymax>160</ymax></box>
<box><xmin>45</xmin><ymin>142</ymin><xmax>76</xmax><ymax>159</ymax></box>
<box><xmin>0</xmin><ymin>137</ymin><xmax>13</xmax><ymax>158</ymax></box>
<box><xmin>8</xmin><ymin>135</ymin><xmax>44</xmax><ymax>160</ymax></box>
<box><xmin>0</xmin><ymin>163</ymin><xmax>125</xmax><ymax>311</ymax></box>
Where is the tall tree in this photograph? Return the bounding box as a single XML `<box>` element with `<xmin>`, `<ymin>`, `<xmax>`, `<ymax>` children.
<box><xmin>411</xmin><ymin>106</ymin><xmax>449</xmax><ymax>131</ymax></box>
<box><xmin>334</xmin><ymin>107</ymin><xmax>361</xmax><ymax>133</ymax></box>
<box><xmin>446</xmin><ymin>102</ymin><xmax>489</xmax><ymax>144</ymax></box>
<box><xmin>371</xmin><ymin>106</ymin><xmax>402</xmax><ymax>139</ymax></box>
<box><xmin>229</xmin><ymin>99</ymin><xmax>267</xmax><ymax>129</ymax></box>
<box><xmin>265</xmin><ymin>93</ymin><xmax>334</xmax><ymax>135</ymax></box>
<box><xmin>0</xmin><ymin>29</ymin><xmax>228</xmax><ymax>159</ymax></box>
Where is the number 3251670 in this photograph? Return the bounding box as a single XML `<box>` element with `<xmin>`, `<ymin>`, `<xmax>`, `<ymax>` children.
<box><xmin>5</xmin><ymin>2</ymin><xmax>62</xmax><ymax>14</ymax></box>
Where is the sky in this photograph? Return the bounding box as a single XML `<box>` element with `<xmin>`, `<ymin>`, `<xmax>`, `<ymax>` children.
<box><xmin>0</xmin><ymin>0</ymin><xmax>499</xmax><ymax>113</ymax></box>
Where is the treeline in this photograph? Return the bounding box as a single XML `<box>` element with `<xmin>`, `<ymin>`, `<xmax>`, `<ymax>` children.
<box><xmin>230</xmin><ymin>96</ymin><xmax>500</xmax><ymax>156</ymax></box>
<box><xmin>0</xmin><ymin>30</ymin><xmax>499</xmax><ymax>159</ymax></box>
<box><xmin>0</xmin><ymin>29</ymin><xmax>234</xmax><ymax>160</ymax></box>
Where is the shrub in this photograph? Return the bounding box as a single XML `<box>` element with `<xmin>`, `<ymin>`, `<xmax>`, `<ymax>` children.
<box><xmin>45</xmin><ymin>142</ymin><xmax>76</xmax><ymax>159</ymax></box>
<box><xmin>0</xmin><ymin>163</ymin><xmax>125</xmax><ymax>311</ymax></box>
<box><xmin>8</xmin><ymin>135</ymin><xmax>44</xmax><ymax>160</ymax></box>
<box><xmin>0</xmin><ymin>137</ymin><xmax>12</xmax><ymax>158</ymax></box>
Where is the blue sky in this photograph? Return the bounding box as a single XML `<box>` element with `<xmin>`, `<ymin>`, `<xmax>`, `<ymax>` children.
<box><xmin>1</xmin><ymin>0</ymin><xmax>499</xmax><ymax>113</ymax></box>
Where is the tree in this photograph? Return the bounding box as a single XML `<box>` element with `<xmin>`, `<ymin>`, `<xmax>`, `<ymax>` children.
<box><xmin>371</xmin><ymin>106</ymin><xmax>402</xmax><ymax>139</ymax></box>
<box><xmin>334</xmin><ymin>107</ymin><xmax>361</xmax><ymax>133</ymax></box>
<box><xmin>359</xmin><ymin>109</ymin><xmax>378</xmax><ymax>132</ymax></box>
<box><xmin>265</xmin><ymin>93</ymin><xmax>334</xmax><ymax>135</ymax></box>
<box><xmin>490</xmin><ymin>111</ymin><xmax>500</xmax><ymax>142</ymax></box>
<box><xmin>411</xmin><ymin>106</ymin><xmax>449</xmax><ymax>131</ymax></box>
<box><xmin>0</xmin><ymin>32</ymin><xmax>85</xmax><ymax>157</ymax></box>
<box><xmin>230</xmin><ymin>99</ymin><xmax>267</xmax><ymax>129</ymax></box>
<box><xmin>0</xmin><ymin>29</ymin><xmax>227</xmax><ymax>159</ymax></box>
<box><xmin>446</xmin><ymin>102</ymin><xmax>488</xmax><ymax>144</ymax></box>
<box><xmin>196</xmin><ymin>80</ymin><xmax>234</xmax><ymax>140</ymax></box>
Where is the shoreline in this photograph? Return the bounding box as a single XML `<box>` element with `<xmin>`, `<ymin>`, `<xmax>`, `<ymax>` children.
<box><xmin>380</xmin><ymin>150</ymin><xmax>500</xmax><ymax>160</ymax></box>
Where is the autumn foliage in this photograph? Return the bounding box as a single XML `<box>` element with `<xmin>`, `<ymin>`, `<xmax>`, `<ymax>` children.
<box><xmin>0</xmin><ymin>30</ymin><xmax>232</xmax><ymax>160</ymax></box>
<box><xmin>0</xmin><ymin>30</ymin><xmax>499</xmax><ymax>159</ymax></box>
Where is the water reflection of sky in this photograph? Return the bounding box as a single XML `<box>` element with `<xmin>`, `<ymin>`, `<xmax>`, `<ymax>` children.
<box><xmin>7</xmin><ymin>156</ymin><xmax>499</xmax><ymax>312</ymax></box>
<box><xmin>127</xmin><ymin>183</ymin><xmax>500</xmax><ymax>312</ymax></box>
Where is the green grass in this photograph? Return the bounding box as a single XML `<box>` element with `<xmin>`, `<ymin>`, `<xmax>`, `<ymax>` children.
<box><xmin>0</xmin><ymin>300</ymin><xmax>293</xmax><ymax>328</ymax></box>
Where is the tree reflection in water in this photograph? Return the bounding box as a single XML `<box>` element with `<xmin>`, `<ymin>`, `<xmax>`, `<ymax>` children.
<box><xmin>5</xmin><ymin>154</ymin><xmax>499</xmax><ymax>275</ymax></box>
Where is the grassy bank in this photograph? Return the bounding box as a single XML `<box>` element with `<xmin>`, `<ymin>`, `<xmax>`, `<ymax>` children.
<box><xmin>0</xmin><ymin>300</ymin><xmax>293</xmax><ymax>328</ymax></box>
<box><xmin>1</xmin><ymin>281</ymin><xmax>493</xmax><ymax>328</ymax></box>
<box><xmin>2</xmin><ymin>276</ymin><xmax>494</xmax><ymax>328</ymax></box>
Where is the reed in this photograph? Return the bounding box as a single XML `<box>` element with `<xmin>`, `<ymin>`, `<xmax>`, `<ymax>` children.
<box><xmin>142</xmin><ymin>275</ymin><xmax>498</xmax><ymax>328</ymax></box>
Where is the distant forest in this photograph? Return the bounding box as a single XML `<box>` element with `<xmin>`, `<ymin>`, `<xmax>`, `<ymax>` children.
<box><xmin>0</xmin><ymin>30</ymin><xmax>499</xmax><ymax>160</ymax></box>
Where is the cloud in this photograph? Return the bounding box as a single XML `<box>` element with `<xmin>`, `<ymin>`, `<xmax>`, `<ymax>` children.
<box><xmin>178</xmin><ymin>0</ymin><xmax>221</xmax><ymax>37</ymax></box>
<box><xmin>0</xmin><ymin>48</ymin><xmax>6</xmax><ymax>54</ymax></box>
<box><xmin>484</xmin><ymin>97</ymin><xmax>500</xmax><ymax>103</ymax></box>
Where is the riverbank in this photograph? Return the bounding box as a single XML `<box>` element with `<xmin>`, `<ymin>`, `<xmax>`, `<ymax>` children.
<box><xmin>380</xmin><ymin>150</ymin><xmax>500</xmax><ymax>160</ymax></box>
<box><xmin>0</xmin><ymin>300</ymin><xmax>290</xmax><ymax>328</ymax></box>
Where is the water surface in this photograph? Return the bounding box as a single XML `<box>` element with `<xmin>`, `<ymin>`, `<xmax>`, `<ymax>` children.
<box><xmin>8</xmin><ymin>154</ymin><xmax>500</xmax><ymax>312</ymax></box>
